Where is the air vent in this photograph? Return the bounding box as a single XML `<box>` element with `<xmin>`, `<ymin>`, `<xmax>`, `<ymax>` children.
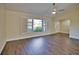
<box><xmin>58</xmin><ymin>9</ymin><xmax>64</xmax><ymax>12</ymax></box>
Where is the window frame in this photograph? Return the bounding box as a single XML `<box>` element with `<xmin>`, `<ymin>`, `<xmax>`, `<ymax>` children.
<box><xmin>27</xmin><ymin>19</ymin><xmax>47</xmax><ymax>32</ymax></box>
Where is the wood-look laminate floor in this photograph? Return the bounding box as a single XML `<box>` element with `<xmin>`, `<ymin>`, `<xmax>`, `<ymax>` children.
<box><xmin>1</xmin><ymin>33</ymin><xmax>79</xmax><ymax>55</ymax></box>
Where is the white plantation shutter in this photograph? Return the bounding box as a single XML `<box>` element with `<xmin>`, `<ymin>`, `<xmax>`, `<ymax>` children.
<box><xmin>23</xmin><ymin>18</ymin><xmax>28</xmax><ymax>33</ymax></box>
<box><xmin>43</xmin><ymin>19</ymin><xmax>47</xmax><ymax>32</ymax></box>
<box><xmin>19</xmin><ymin>17</ymin><xmax>28</xmax><ymax>34</ymax></box>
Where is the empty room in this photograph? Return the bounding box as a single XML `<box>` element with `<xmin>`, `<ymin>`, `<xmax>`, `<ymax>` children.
<box><xmin>0</xmin><ymin>3</ymin><xmax>79</xmax><ymax>55</ymax></box>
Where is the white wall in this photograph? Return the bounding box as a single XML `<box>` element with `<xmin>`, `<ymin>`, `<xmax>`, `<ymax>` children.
<box><xmin>54</xmin><ymin>4</ymin><xmax>79</xmax><ymax>39</ymax></box>
<box><xmin>55</xmin><ymin>21</ymin><xmax>60</xmax><ymax>33</ymax></box>
<box><xmin>6</xmin><ymin>10</ymin><xmax>55</xmax><ymax>41</ymax></box>
<box><xmin>69</xmin><ymin>10</ymin><xmax>79</xmax><ymax>39</ymax></box>
<box><xmin>0</xmin><ymin>4</ymin><xmax>6</xmax><ymax>53</ymax></box>
<box><xmin>53</xmin><ymin>19</ymin><xmax>70</xmax><ymax>34</ymax></box>
<box><xmin>60</xmin><ymin>5</ymin><xmax>79</xmax><ymax>39</ymax></box>
<box><xmin>60</xmin><ymin>20</ymin><xmax>70</xmax><ymax>34</ymax></box>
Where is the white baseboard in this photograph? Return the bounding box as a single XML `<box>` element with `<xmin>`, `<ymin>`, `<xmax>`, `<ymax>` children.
<box><xmin>69</xmin><ymin>35</ymin><xmax>79</xmax><ymax>40</ymax></box>
<box><xmin>0</xmin><ymin>41</ymin><xmax>6</xmax><ymax>54</ymax></box>
<box><xmin>6</xmin><ymin>32</ymin><xmax>69</xmax><ymax>42</ymax></box>
<box><xmin>6</xmin><ymin>32</ymin><xmax>55</xmax><ymax>42</ymax></box>
<box><xmin>59</xmin><ymin>32</ymin><xmax>69</xmax><ymax>34</ymax></box>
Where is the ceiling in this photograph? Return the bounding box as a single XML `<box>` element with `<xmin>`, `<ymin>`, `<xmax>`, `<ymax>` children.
<box><xmin>5</xmin><ymin>3</ymin><xmax>74</xmax><ymax>16</ymax></box>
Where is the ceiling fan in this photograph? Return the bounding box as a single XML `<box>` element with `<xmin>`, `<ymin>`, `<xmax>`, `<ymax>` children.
<box><xmin>52</xmin><ymin>3</ymin><xmax>64</xmax><ymax>15</ymax></box>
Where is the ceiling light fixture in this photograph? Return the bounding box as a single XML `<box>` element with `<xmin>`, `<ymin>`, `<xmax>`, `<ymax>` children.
<box><xmin>52</xmin><ymin>11</ymin><xmax>56</xmax><ymax>14</ymax></box>
<box><xmin>52</xmin><ymin>3</ymin><xmax>57</xmax><ymax>15</ymax></box>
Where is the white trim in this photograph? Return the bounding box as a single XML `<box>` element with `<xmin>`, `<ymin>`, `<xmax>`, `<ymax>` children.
<box><xmin>59</xmin><ymin>31</ymin><xmax>69</xmax><ymax>34</ymax></box>
<box><xmin>0</xmin><ymin>41</ymin><xmax>6</xmax><ymax>54</ymax></box>
<box><xmin>6</xmin><ymin>32</ymin><xmax>56</xmax><ymax>42</ymax></box>
<box><xmin>69</xmin><ymin>35</ymin><xmax>79</xmax><ymax>40</ymax></box>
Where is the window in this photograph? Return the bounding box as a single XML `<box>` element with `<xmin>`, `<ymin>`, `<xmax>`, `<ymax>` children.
<box><xmin>27</xmin><ymin>19</ymin><xmax>47</xmax><ymax>32</ymax></box>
